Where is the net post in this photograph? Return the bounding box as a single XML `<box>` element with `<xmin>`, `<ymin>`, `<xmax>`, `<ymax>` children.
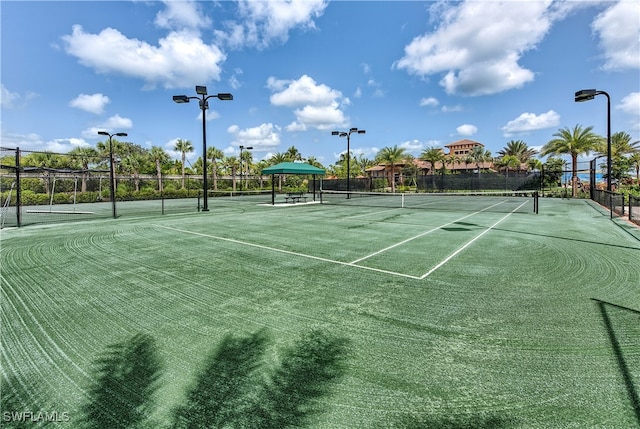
<box><xmin>534</xmin><ymin>191</ymin><xmax>539</xmax><ymax>214</ymax></box>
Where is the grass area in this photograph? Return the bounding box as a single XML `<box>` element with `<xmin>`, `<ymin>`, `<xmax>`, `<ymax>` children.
<box><xmin>1</xmin><ymin>196</ymin><xmax>639</xmax><ymax>428</ymax></box>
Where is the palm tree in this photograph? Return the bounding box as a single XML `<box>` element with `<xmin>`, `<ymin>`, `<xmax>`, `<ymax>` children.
<box><xmin>495</xmin><ymin>155</ymin><xmax>521</xmax><ymax>187</ymax></box>
<box><xmin>269</xmin><ymin>152</ymin><xmax>289</xmax><ymax>191</ymax></box>
<box><xmin>377</xmin><ymin>145</ymin><xmax>406</xmax><ymax>192</ymax></box>
<box><xmin>206</xmin><ymin>146</ymin><xmax>224</xmax><ymax>191</ymax></box>
<box><xmin>498</xmin><ymin>140</ymin><xmax>538</xmax><ymax>168</ymax></box>
<box><xmin>149</xmin><ymin>146</ymin><xmax>169</xmax><ymax>193</ymax></box>
<box><xmin>240</xmin><ymin>149</ymin><xmax>253</xmax><ymax>189</ymax></box>
<box><xmin>224</xmin><ymin>156</ymin><xmax>240</xmax><ymax>192</ymax></box>
<box><xmin>285</xmin><ymin>146</ymin><xmax>303</xmax><ymax>162</ymax></box>
<box><xmin>68</xmin><ymin>147</ymin><xmax>99</xmax><ymax>193</ymax></box>
<box><xmin>173</xmin><ymin>139</ymin><xmax>193</xmax><ymax>189</ymax></box>
<box><xmin>629</xmin><ymin>153</ymin><xmax>640</xmax><ymax>185</ymax></box>
<box><xmin>541</xmin><ymin>125</ymin><xmax>602</xmax><ymax>197</ymax></box>
<box><xmin>121</xmin><ymin>152</ymin><xmax>146</xmax><ymax>192</ymax></box>
<box><xmin>468</xmin><ymin>145</ymin><xmax>492</xmax><ymax>177</ymax></box>
<box><xmin>419</xmin><ymin>147</ymin><xmax>445</xmax><ymax>188</ymax></box>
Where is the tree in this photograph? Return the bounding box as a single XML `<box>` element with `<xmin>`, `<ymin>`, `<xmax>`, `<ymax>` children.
<box><xmin>541</xmin><ymin>125</ymin><xmax>602</xmax><ymax>197</ymax></box>
<box><xmin>498</xmin><ymin>140</ymin><xmax>538</xmax><ymax>168</ymax></box>
<box><xmin>629</xmin><ymin>152</ymin><xmax>640</xmax><ymax>185</ymax></box>
<box><xmin>269</xmin><ymin>152</ymin><xmax>289</xmax><ymax>191</ymax></box>
<box><xmin>284</xmin><ymin>146</ymin><xmax>303</xmax><ymax>162</ymax></box>
<box><xmin>376</xmin><ymin>145</ymin><xmax>406</xmax><ymax>192</ymax></box>
<box><xmin>419</xmin><ymin>147</ymin><xmax>445</xmax><ymax>188</ymax></box>
<box><xmin>68</xmin><ymin>146</ymin><xmax>99</xmax><ymax>193</ymax></box>
<box><xmin>149</xmin><ymin>146</ymin><xmax>170</xmax><ymax>193</ymax></box>
<box><xmin>468</xmin><ymin>145</ymin><xmax>492</xmax><ymax>178</ymax></box>
<box><xmin>495</xmin><ymin>155</ymin><xmax>521</xmax><ymax>187</ymax></box>
<box><xmin>224</xmin><ymin>156</ymin><xmax>240</xmax><ymax>192</ymax></box>
<box><xmin>173</xmin><ymin>139</ymin><xmax>194</xmax><ymax>189</ymax></box>
<box><xmin>207</xmin><ymin>146</ymin><xmax>224</xmax><ymax>191</ymax></box>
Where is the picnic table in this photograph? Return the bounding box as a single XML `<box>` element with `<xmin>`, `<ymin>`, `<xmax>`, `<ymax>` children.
<box><xmin>285</xmin><ymin>192</ymin><xmax>307</xmax><ymax>203</ymax></box>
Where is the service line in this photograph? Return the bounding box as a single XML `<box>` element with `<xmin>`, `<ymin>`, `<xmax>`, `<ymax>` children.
<box><xmin>152</xmin><ymin>223</ymin><xmax>422</xmax><ymax>280</ymax></box>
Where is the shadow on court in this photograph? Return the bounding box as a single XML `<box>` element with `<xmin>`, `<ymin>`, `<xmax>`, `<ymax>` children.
<box><xmin>592</xmin><ymin>299</ymin><xmax>640</xmax><ymax>426</ymax></box>
<box><xmin>82</xmin><ymin>333</ymin><xmax>163</xmax><ymax>429</ymax></box>
<box><xmin>172</xmin><ymin>328</ymin><xmax>350</xmax><ymax>429</ymax></box>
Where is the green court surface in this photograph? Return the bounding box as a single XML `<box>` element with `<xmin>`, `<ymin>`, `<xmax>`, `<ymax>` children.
<box><xmin>1</xmin><ymin>196</ymin><xmax>639</xmax><ymax>428</ymax></box>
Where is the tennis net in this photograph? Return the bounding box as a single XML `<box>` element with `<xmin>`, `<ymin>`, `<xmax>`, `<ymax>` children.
<box><xmin>319</xmin><ymin>190</ymin><xmax>538</xmax><ymax>214</ymax></box>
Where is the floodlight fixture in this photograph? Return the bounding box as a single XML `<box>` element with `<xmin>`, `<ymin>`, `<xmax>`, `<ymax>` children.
<box><xmin>172</xmin><ymin>86</ymin><xmax>234</xmax><ymax>211</ymax></box>
<box><xmin>97</xmin><ymin>130</ymin><xmax>128</xmax><ymax>218</ymax></box>
<box><xmin>575</xmin><ymin>89</ymin><xmax>597</xmax><ymax>102</ymax></box>
<box><xmin>173</xmin><ymin>95</ymin><xmax>190</xmax><ymax>103</ymax></box>
<box><xmin>574</xmin><ymin>88</ymin><xmax>611</xmax><ymax>191</ymax></box>
<box><xmin>330</xmin><ymin>127</ymin><xmax>367</xmax><ymax>196</ymax></box>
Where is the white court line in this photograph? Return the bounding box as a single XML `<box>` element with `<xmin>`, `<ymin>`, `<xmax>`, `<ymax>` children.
<box><xmin>153</xmin><ymin>199</ymin><xmax>525</xmax><ymax>281</ymax></box>
<box><xmin>419</xmin><ymin>201</ymin><xmax>528</xmax><ymax>279</ymax></box>
<box><xmin>152</xmin><ymin>224</ymin><xmax>422</xmax><ymax>280</ymax></box>
<box><xmin>350</xmin><ymin>200</ymin><xmax>509</xmax><ymax>264</ymax></box>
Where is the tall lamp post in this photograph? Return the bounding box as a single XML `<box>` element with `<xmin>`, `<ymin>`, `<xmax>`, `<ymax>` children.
<box><xmin>239</xmin><ymin>145</ymin><xmax>253</xmax><ymax>190</ymax></box>
<box><xmin>98</xmin><ymin>131</ymin><xmax>127</xmax><ymax>219</ymax></box>
<box><xmin>575</xmin><ymin>89</ymin><xmax>611</xmax><ymax>192</ymax></box>
<box><xmin>173</xmin><ymin>86</ymin><xmax>233</xmax><ymax>211</ymax></box>
<box><xmin>331</xmin><ymin>127</ymin><xmax>365</xmax><ymax>196</ymax></box>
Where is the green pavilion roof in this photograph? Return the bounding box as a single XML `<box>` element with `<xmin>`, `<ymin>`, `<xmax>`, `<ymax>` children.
<box><xmin>262</xmin><ymin>162</ymin><xmax>325</xmax><ymax>175</ymax></box>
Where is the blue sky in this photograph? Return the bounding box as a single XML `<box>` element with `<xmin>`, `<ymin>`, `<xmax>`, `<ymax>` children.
<box><xmin>2</xmin><ymin>0</ymin><xmax>639</xmax><ymax>167</ymax></box>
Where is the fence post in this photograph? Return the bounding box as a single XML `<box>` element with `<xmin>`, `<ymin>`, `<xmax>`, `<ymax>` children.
<box><xmin>15</xmin><ymin>147</ymin><xmax>21</xmax><ymax>227</ymax></box>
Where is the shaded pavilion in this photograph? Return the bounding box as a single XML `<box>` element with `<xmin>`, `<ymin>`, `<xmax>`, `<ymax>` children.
<box><xmin>261</xmin><ymin>162</ymin><xmax>325</xmax><ymax>205</ymax></box>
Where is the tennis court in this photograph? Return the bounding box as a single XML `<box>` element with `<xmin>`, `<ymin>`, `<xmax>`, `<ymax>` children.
<box><xmin>1</xmin><ymin>194</ymin><xmax>639</xmax><ymax>427</ymax></box>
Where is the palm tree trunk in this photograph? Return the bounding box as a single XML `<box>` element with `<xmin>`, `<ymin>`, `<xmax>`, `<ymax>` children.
<box><xmin>571</xmin><ymin>154</ymin><xmax>578</xmax><ymax>197</ymax></box>
<box><xmin>232</xmin><ymin>166</ymin><xmax>237</xmax><ymax>192</ymax></box>
<box><xmin>156</xmin><ymin>160</ymin><xmax>163</xmax><ymax>193</ymax></box>
<box><xmin>181</xmin><ymin>154</ymin><xmax>186</xmax><ymax>189</ymax></box>
<box><xmin>212</xmin><ymin>159</ymin><xmax>218</xmax><ymax>191</ymax></box>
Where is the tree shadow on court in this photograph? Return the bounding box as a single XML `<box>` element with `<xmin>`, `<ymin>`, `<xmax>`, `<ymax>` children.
<box><xmin>171</xmin><ymin>329</ymin><xmax>270</xmax><ymax>428</ymax></box>
<box><xmin>81</xmin><ymin>333</ymin><xmax>162</xmax><ymax>429</ymax></box>
<box><xmin>593</xmin><ymin>298</ymin><xmax>640</xmax><ymax>426</ymax></box>
<box><xmin>171</xmin><ymin>328</ymin><xmax>350</xmax><ymax>429</ymax></box>
<box><xmin>248</xmin><ymin>328</ymin><xmax>350</xmax><ymax>428</ymax></box>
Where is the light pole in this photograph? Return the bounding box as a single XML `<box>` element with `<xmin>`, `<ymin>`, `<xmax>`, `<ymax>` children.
<box><xmin>98</xmin><ymin>131</ymin><xmax>127</xmax><ymax>219</ymax></box>
<box><xmin>331</xmin><ymin>127</ymin><xmax>365</xmax><ymax>196</ymax></box>
<box><xmin>173</xmin><ymin>86</ymin><xmax>233</xmax><ymax>211</ymax></box>
<box><xmin>575</xmin><ymin>89</ymin><xmax>611</xmax><ymax>192</ymax></box>
<box><xmin>239</xmin><ymin>145</ymin><xmax>253</xmax><ymax>190</ymax></box>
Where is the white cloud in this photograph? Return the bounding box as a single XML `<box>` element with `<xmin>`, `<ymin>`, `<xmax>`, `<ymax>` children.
<box><xmin>1</xmin><ymin>84</ymin><xmax>20</xmax><ymax>109</ymax></box>
<box><xmin>0</xmin><ymin>130</ymin><xmax>89</xmax><ymax>153</ymax></box>
<box><xmin>81</xmin><ymin>114</ymin><xmax>133</xmax><ymax>139</ymax></box>
<box><xmin>441</xmin><ymin>105</ymin><xmax>463</xmax><ymax>113</ymax></box>
<box><xmin>1</xmin><ymin>85</ymin><xmax>38</xmax><ymax>109</ymax></box>
<box><xmin>215</xmin><ymin>0</ymin><xmax>328</xmax><ymax>50</ymax></box>
<box><xmin>227</xmin><ymin>123</ymin><xmax>281</xmax><ymax>151</ymax></box>
<box><xmin>457</xmin><ymin>124</ymin><xmax>477</xmax><ymax>136</ymax></box>
<box><xmin>419</xmin><ymin>97</ymin><xmax>439</xmax><ymax>107</ymax></box>
<box><xmin>69</xmin><ymin>93</ymin><xmax>110</xmax><ymax>114</ymax></box>
<box><xmin>154</xmin><ymin>0</ymin><xmax>211</xmax><ymax>30</ymax></box>
<box><xmin>268</xmin><ymin>75</ymin><xmax>349</xmax><ymax>131</ymax></box>
<box><xmin>269</xmin><ymin>74</ymin><xmax>342</xmax><ymax>107</ymax></box>
<box><xmin>501</xmin><ymin>110</ymin><xmax>561</xmax><ymax>136</ymax></box>
<box><xmin>62</xmin><ymin>26</ymin><xmax>226</xmax><ymax>89</ymax></box>
<box><xmin>592</xmin><ymin>1</ymin><xmax>640</xmax><ymax>71</ymax></box>
<box><xmin>399</xmin><ymin>139</ymin><xmax>426</xmax><ymax>152</ymax></box>
<box><xmin>394</xmin><ymin>1</ymin><xmax>569</xmax><ymax>95</ymax></box>
<box><xmin>616</xmin><ymin>92</ymin><xmax>640</xmax><ymax>116</ymax></box>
